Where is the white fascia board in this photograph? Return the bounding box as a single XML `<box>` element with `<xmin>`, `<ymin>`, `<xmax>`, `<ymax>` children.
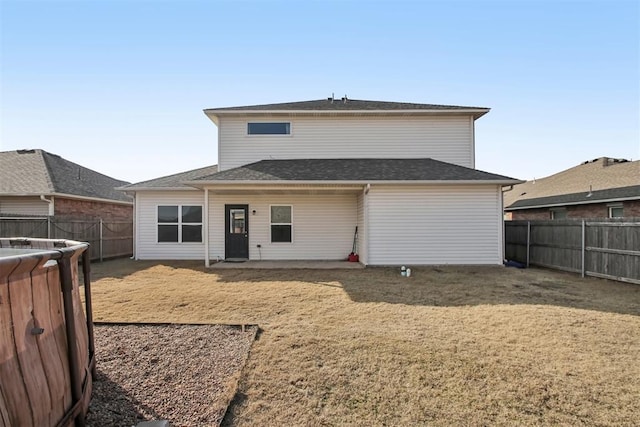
<box><xmin>0</xmin><ymin>192</ymin><xmax>133</xmax><ymax>205</ymax></box>
<box><xmin>0</xmin><ymin>192</ymin><xmax>51</xmax><ymax>197</ymax></box>
<box><xmin>505</xmin><ymin>196</ymin><xmax>640</xmax><ymax>211</ymax></box>
<box><xmin>204</xmin><ymin>108</ymin><xmax>491</xmax><ymax>120</ymax></box>
<box><xmin>115</xmin><ymin>187</ymin><xmax>202</xmax><ymax>192</ymax></box>
<box><xmin>50</xmin><ymin>193</ymin><xmax>133</xmax><ymax>206</ymax></box>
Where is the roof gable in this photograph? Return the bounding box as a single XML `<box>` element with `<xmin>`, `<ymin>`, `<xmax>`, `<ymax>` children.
<box><xmin>0</xmin><ymin>149</ymin><xmax>54</xmax><ymax>194</ymax></box>
<box><xmin>0</xmin><ymin>149</ymin><xmax>132</xmax><ymax>203</ymax></box>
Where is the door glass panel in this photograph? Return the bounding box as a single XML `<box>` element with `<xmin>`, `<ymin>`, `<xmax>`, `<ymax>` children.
<box><xmin>230</xmin><ymin>209</ymin><xmax>246</xmax><ymax>234</ymax></box>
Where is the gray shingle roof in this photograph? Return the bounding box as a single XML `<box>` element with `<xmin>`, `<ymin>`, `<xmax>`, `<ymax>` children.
<box><xmin>0</xmin><ymin>149</ymin><xmax>132</xmax><ymax>203</ymax></box>
<box><xmin>504</xmin><ymin>157</ymin><xmax>640</xmax><ymax>209</ymax></box>
<box><xmin>121</xmin><ymin>164</ymin><xmax>219</xmax><ymax>190</ymax></box>
<box><xmin>506</xmin><ymin>184</ymin><xmax>640</xmax><ymax>210</ymax></box>
<box><xmin>205</xmin><ymin>99</ymin><xmax>488</xmax><ymax>112</ymax></box>
<box><xmin>192</xmin><ymin>159</ymin><xmax>517</xmax><ymax>183</ymax></box>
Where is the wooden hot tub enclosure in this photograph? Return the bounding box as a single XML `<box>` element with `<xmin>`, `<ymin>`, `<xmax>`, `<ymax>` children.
<box><xmin>0</xmin><ymin>238</ymin><xmax>95</xmax><ymax>427</ymax></box>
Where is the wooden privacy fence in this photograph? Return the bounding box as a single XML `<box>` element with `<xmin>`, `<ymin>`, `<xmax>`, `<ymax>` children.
<box><xmin>505</xmin><ymin>219</ymin><xmax>640</xmax><ymax>285</ymax></box>
<box><xmin>0</xmin><ymin>238</ymin><xmax>95</xmax><ymax>427</ymax></box>
<box><xmin>0</xmin><ymin>217</ymin><xmax>132</xmax><ymax>261</ymax></box>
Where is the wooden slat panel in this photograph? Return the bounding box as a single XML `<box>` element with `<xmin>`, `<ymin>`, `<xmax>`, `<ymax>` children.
<box><xmin>47</xmin><ymin>265</ymin><xmax>72</xmax><ymax>415</ymax></box>
<box><xmin>70</xmin><ymin>253</ymin><xmax>89</xmax><ymax>389</ymax></box>
<box><xmin>505</xmin><ymin>219</ymin><xmax>639</xmax><ymax>283</ymax></box>
<box><xmin>9</xmin><ymin>257</ymin><xmax>52</xmax><ymax>426</ymax></box>
<box><xmin>0</xmin><ymin>386</ymin><xmax>11</xmax><ymax>427</ymax></box>
<box><xmin>0</xmin><ymin>258</ymin><xmax>32</xmax><ymax>426</ymax></box>
<box><xmin>31</xmin><ymin>264</ymin><xmax>67</xmax><ymax>426</ymax></box>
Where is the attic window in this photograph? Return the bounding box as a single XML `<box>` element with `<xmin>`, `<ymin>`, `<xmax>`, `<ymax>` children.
<box><xmin>247</xmin><ymin>122</ymin><xmax>290</xmax><ymax>135</ymax></box>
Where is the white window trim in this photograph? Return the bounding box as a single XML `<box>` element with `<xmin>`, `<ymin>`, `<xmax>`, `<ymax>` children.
<box><xmin>607</xmin><ymin>204</ymin><xmax>623</xmax><ymax>218</ymax></box>
<box><xmin>550</xmin><ymin>208</ymin><xmax>567</xmax><ymax>220</ymax></box>
<box><xmin>269</xmin><ymin>204</ymin><xmax>293</xmax><ymax>244</ymax></box>
<box><xmin>246</xmin><ymin>121</ymin><xmax>293</xmax><ymax>137</ymax></box>
<box><xmin>156</xmin><ymin>204</ymin><xmax>204</xmax><ymax>244</ymax></box>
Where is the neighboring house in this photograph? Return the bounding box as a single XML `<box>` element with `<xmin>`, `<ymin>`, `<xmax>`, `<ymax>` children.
<box><xmin>122</xmin><ymin>97</ymin><xmax>520</xmax><ymax>265</ymax></box>
<box><xmin>0</xmin><ymin>149</ymin><xmax>133</xmax><ymax>220</ymax></box>
<box><xmin>504</xmin><ymin>157</ymin><xmax>640</xmax><ymax>220</ymax></box>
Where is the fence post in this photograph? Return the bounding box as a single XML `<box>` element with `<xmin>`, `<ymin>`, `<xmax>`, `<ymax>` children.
<box><xmin>581</xmin><ymin>220</ymin><xmax>586</xmax><ymax>278</ymax></box>
<box><xmin>526</xmin><ymin>221</ymin><xmax>531</xmax><ymax>267</ymax></box>
<box><xmin>99</xmin><ymin>219</ymin><xmax>103</xmax><ymax>263</ymax></box>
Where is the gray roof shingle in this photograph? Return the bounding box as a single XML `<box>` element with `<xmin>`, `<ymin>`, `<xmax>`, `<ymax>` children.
<box><xmin>504</xmin><ymin>157</ymin><xmax>640</xmax><ymax>209</ymax></box>
<box><xmin>192</xmin><ymin>158</ymin><xmax>518</xmax><ymax>183</ymax></box>
<box><xmin>0</xmin><ymin>149</ymin><xmax>132</xmax><ymax>203</ymax></box>
<box><xmin>506</xmin><ymin>184</ymin><xmax>640</xmax><ymax>210</ymax></box>
<box><xmin>205</xmin><ymin>99</ymin><xmax>488</xmax><ymax>112</ymax></box>
<box><xmin>121</xmin><ymin>164</ymin><xmax>219</xmax><ymax>190</ymax></box>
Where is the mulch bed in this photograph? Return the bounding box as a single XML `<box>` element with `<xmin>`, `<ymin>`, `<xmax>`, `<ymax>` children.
<box><xmin>86</xmin><ymin>324</ymin><xmax>257</xmax><ymax>426</ymax></box>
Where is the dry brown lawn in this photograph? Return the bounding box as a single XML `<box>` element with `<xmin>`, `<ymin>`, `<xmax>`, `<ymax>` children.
<box><xmin>90</xmin><ymin>260</ymin><xmax>640</xmax><ymax>426</ymax></box>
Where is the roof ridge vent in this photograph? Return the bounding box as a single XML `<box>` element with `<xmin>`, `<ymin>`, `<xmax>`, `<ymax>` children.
<box><xmin>17</xmin><ymin>149</ymin><xmax>36</xmax><ymax>154</ymax></box>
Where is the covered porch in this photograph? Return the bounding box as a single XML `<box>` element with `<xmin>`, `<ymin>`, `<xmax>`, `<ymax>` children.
<box><xmin>198</xmin><ymin>183</ymin><xmax>366</xmax><ymax>267</ymax></box>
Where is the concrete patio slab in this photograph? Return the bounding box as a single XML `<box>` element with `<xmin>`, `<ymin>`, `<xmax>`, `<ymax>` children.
<box><xmin>209</xmin><ymin>260</ymin><xmax>365</xmax><ymax>269</ymax></box>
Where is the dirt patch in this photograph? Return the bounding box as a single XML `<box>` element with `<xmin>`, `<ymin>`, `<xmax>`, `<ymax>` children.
<box><xmin>87</xmin><ymin>324</ymin><xmax>257</xmax><ymax>426</ymax></box>
<box><xmin>90</xmin><ymin>259</ymin><xmax>640</xmax><ymax>426</ymax></box>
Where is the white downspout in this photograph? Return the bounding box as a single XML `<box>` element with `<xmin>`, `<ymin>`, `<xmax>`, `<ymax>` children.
<box><xmin>204</xmin><ymin>188</ymin><xmax>210</xmax><ymax>267</ymax></box>
<box><xmin>40</xmin><ymin>195</ymin><xmax>54</xmax><ymax>216</ymax></box>
<box><xmin>499</xmin><ymin>185</ymin><xmax>508</xmax><ymax>263</ymax></box>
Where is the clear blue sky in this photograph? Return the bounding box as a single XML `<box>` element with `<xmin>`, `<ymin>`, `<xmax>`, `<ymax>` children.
<box><xmin>1</xmin><ymin>0</ymin><xmax>638</xmax><ymax>183</ymax></box>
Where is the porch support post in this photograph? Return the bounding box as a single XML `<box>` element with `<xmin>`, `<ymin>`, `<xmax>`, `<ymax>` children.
<box><xmin>204</xmin><ymin>188</ymin><xmax>210</xmax><ymax>268</ymax></box>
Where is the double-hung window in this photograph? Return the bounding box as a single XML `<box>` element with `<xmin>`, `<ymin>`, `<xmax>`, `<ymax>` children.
<box><xmin>157</xmin><ymin>205</ymin><xmax>203</xmax><ymax>243</ymax></box>
<box><xmin>270</xmin><ymin>205</ymin><xmax>292</xmax><ymax>243</ymax></box>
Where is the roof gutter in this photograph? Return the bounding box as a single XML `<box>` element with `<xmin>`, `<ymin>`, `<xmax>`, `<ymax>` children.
<box><xmin>49</xmin><ymin>192</ymin><xmax>133</xmax><ymax>206</ymax></box>
<box><xmin>203</xmin><ymin>108</ymin><xmax>491</xmax><ymax>125</ymax></box>
<box><xmin>184</xmin><ymin>179</ymin><xmax>522</xmax><ymax>187</ymax></box>
<box><xmin>115</xmin><ymin>186</ymin><xmax>198</xmax><ymax>192</ymax></box>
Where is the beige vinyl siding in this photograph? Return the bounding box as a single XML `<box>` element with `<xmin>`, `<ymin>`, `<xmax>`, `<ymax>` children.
<box><xmin>367</xmin><ymin>185</ymin><xmax>502</xmax><ymax>265</ymax></box>
<box><xmin>209</xmin><ymin>193</ymin><xmax>357</xmax><ymax>261</ymax></box>
<box><xmin>136</xmin><ymin>190</ymin><xmax>205</xmax><ymax>260</ymax></box>
<box><xmin>218</xmin><ymin>115</ymin><xmax>474</xmax><ymax>171</ymax></box>
<box><xmin>0</xmin><ymin>196</ymin><xmax>50</xmax><ymax>216</ymax></box>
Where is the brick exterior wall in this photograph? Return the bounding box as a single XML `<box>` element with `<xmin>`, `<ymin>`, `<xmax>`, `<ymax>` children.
<box><xmin>54</xmin><ymin>197</ymin><xmax>133</xmax><ymax>221</ymax></box>
<box><xmin>510</xmin><ymin>200</ymin><xmax>640</xmax><ymax>220</ymax></box>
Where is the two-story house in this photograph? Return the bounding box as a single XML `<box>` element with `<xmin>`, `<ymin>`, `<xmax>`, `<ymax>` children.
<box><xmin>122</xmin><ymin>98</ymin><xmax>520</xmax><ymax>266</ymax></box>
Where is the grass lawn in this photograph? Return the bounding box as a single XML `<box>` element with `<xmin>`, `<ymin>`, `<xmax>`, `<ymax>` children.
<box><xmin>90</xmin><ymin>260</ymin><xmax>640</xmax><ymax>426</ymax></box>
